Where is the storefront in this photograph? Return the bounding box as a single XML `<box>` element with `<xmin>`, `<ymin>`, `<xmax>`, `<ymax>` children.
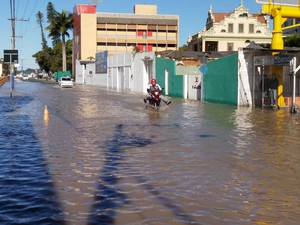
<box><xmin>250</xmin><ymin>48</ymin><xmax>300</xmax><ymax>110</ymax></box>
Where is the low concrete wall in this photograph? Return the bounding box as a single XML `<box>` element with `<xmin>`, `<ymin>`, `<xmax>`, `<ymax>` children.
<box><xmin>0</xmin><ymin>76</ymin><xmax>9</xmax><ymax>87</ymax></box>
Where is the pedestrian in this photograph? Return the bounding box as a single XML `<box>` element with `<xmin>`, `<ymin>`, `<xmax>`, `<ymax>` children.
<box><xmin>260</xmin><ymin>74</ymin><xmax>271</xmax><ymax>98</ymax></box>
<box><xmin>270</xmin><ymin>73</ymin><xmax>279</xmax><ymax>106</ymax></box>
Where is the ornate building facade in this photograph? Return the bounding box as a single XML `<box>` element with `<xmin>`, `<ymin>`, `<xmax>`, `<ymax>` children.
<box><xmin>188</xmin><ymin>2</ymin><xmax>272</xmax><ymax>52</ymax></box>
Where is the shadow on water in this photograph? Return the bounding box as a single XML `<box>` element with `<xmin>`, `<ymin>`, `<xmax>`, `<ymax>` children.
<box><xmin>88</xmin><ymin>124</ymin><xmax>201</xmax><ymax>225</ymax></box>
<box><xmin>88</xmin><ymin>124</ymin><xmax>152</xmax><ymax>225</ymax></box>
<box><xmin>0</xmin><ymin>96</ymin><xmax>65</xmax><ymax>224</ymax></box>
<box><xmin>0</xmin><ymin>95</ymin><xmax>33</xmax><ymax>113</ymax></box>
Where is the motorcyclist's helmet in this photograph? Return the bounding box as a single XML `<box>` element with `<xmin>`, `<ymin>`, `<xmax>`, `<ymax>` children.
<box><xmin>151</xmin><ymin>78</ymin><xmax>156</xmax><ymax>86</ymax></box>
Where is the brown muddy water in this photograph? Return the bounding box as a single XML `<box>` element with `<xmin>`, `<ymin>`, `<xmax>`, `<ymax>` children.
<box><xmin>1</xmin><ymin>80</ymin><xmax>300</xmax><ymax>225</ymax></box>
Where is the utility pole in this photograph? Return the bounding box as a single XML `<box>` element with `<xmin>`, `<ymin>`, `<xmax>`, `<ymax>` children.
<box><xmin>10</xmin><ymin>0</ymin><xmax>16</xmax><ymax>49</ymax></box>
<box><xmin>8</xmin><ymin>0</ymin><xmax>28</xmax><ymax>95</ymax></box>
<box><xmin>9</xmin><ymin>0</ymin><xmax>16</xmax><ymax>96</ymax></box>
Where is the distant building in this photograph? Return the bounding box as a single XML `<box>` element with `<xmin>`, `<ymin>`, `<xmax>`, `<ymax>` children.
<box><xmin>188</xmin><ymin>1</ymin><xmax>272</xmax><ymax>52</ymax></box>
<box><xmin>282</xmin><ymin>18</ymin><xmax>300</xmax><ymax>35</ymax></box>
<box><xmin>73</xmin><ymin>4</ymin><xmax>179</xmax><ymax>65</ymax></box>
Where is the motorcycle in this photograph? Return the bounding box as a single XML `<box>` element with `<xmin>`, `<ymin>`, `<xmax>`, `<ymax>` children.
<box><xmin>145</xmin><ymin>89</ymin><xmax>161</xmax><ymax>110</ymax></box>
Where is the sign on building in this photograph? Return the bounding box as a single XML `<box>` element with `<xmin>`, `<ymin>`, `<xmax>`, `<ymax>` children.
<box><xmin>273</xmin><ymin>54</ymin><xmax>293</xmax><ymax>66</ymax></box>
<box><xmin>96</xmin><ymin>50</ymin><xmax>108</xmax><ymax>74</ymax></box>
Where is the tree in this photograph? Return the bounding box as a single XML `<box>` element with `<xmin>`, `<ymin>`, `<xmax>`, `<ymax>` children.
<box><xmin>46</xmin><ymin>2</ymin><xmax>73</xmax><ymax>71</ymax></box>
<box><xmin>87</xmin><ymin>56</ymin><xmax>95</xmax><ymax>60</ymax></box>
<box><xmin>179</xmin><ymin>44</ymin><xmax>189</xmax><ymax>51</ymax></box>
<box><xmin>46</xmin><ymin>2</ymin><xmax>60</xmax><ymax>44</ymax></box>
<box><xmin>284</xmin><ymin>34</ymin><xmax>300</xmax><ymax>47</ymax></box>
<box><xmin>46</xmin><ymin>2</ymin><xmax>56</xmax><ymax>22</ymax></box>
<box><xmin>32</xmin><ymin>48</ymin><xmax>52</xmax><ymax>73</ymax></box>
<box><xmin>35</xmin><ymin>11</ymin><xmax>52</xmax><ymax>73</ymax></box>
<box><xmin>36</xmin><ymin>11</ymin><xmax>48</xmax><ymax>50</ymax></box>
<box><xmin>33</xmin><ymin>40</ymin><xmax>72</xmax><ymax>73</ymax></box>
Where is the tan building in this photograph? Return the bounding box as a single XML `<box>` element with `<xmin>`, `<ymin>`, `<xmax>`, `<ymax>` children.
<box><xmin>73</xmin><ymin>4</ymin><xmax>179</xmax><ymax>64</ymax></box>
<box><xmin>188</xmin><ymin>2</ymin><xmax>272</xmax><ymax>52</ymax></box>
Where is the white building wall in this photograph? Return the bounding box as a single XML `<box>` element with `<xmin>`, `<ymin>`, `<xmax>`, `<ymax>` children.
<box><xmin>75</xmin><ymin>60</ymin><xmax>107</xmax><ymax>86</ymax></box>
<box><xmin>130</xmin><ymin>52</ymin><xmax>155</xmax><ymax>94</ymax></box>
<box><xmin>75</xmin><ymin>52</ymin><xmax>154</xmax><ymax>95</ymax></box>
<box><xmin>186</xmin><ymin>75</ymin><xmax>202</xmax><ymax>100</ymax></box>
<box><xmin>84</xmin><ymin>64</ymin><xmax>97</xmax><ymax>86</ymax></box>
<box><xmin>75</xmin><ymin>60</ymin><xmax>84</xmax><ymax>84</ymax></box>
<box><xmin>238</xmin><ymin>49</ymin><xmax>253</xmax><ymax>106</ymax></box>
<box><xmin>107</xmin><ymin>53</ymin><xmax>132</xmax><ymax>91</ymax></box>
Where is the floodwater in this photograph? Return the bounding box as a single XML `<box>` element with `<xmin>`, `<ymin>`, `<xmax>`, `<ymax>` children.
<box><xmin>1</xmin><ymin>79</ymin><xmax>300</xmax><ymax>225</ymax></box>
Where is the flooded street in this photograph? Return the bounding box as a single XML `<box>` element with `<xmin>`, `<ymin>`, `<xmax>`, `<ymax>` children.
<box><xmin>1</xmin><ymin>80</ymin><xmax>300</xmax><ymax>225</ymax></box>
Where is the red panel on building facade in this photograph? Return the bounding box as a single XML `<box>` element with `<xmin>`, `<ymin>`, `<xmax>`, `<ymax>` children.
<box><xmin>147</xmin><ymin>45</ymin><xmax>152</xmax><ymax>52</ymax></box>
<box><xmin>138</xmin><ymin>44</ymin><xmax>143</xmax><ymax>52</ymax></box>
<box><xmin>74</xmin><ymin>5</ymin><xmax>96</xmax><ymax>14</ymax></box>
<box><xmin>137</xmin><ymin>30</ymin><xmax>143</xmax><ymax>36</ymax></box>
<box><xmin>147</xmin><ymin>31</ymin><xmax>152</xmax><ymax>36</ymax></box>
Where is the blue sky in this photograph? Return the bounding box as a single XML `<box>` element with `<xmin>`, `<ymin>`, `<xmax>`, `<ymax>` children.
<box><xmin>0</xmin><ymin>0</ymin><xmax>264</xmax><ymax>70</ymax></box>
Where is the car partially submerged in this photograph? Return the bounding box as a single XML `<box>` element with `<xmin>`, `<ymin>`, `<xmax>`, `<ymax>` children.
<box><xmin>58</xmin><ymin>76</ymin><xmax>73</xmax><ymax>88</ymax></box>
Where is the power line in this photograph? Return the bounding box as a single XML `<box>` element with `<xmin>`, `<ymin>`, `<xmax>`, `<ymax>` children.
<box><xmin>27</xmin><ymin>0</ymin><xmax>39</xmax><ymax>19</ymax></box>
<box><xmin>9</xmin><ymin>0</ymin><xmax>30</xmax><ymax>49</ymax></box>
<box><xmin>21</xmin><ymin>0</ymin><xmax>29</xmax><ymax>19</ymax></box>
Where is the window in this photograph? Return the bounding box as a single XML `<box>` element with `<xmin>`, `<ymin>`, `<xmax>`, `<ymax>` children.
<box><xmin>228</xmin><ymin>23</ymin><xmax>233</xmax><ymax>33</ymax></box>
<box><xmin>221</xmin><ymin>29</ymin><xmax>226</xmax><ymax>33</ymax></box>
<box><xmin>205</xmin><ymin>41</ymin><xmax>218</xmax><ymax>51</ymax></box>
<box><xmin>249</xmin><ymin>24</ymin><xmax>254</xmax><ymax>33</ymax></box>
<box><xmin>62</xmin><ymin>77</ymin><xmax>72</xmax><ymax>81</ymax></box>
<box><xmin>256</xmin><ymin>30</ymin><xmax>261</xmax><ymax>33</ymax></box>
<box><xmin>238</xmin><ymin>24</ymin><xmax>244</xmax><ymax>33</ymax></box>
<box><xmin>239</xmin><ymin>13</ymin><xmax>248</xmax><ymax>17</ymax></box>
<box><xmin>227</xmin><ymin>43</ymin><xmax>234</xmax><ymax>51</ymax></box>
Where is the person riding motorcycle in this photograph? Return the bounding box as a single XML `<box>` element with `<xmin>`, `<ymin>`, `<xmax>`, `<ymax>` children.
<box><xmin>144</xmin><ymin>78</ymin><xmax>171</xmax><ymax>105</ymax></box>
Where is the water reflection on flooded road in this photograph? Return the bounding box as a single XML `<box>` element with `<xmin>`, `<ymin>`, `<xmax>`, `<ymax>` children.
<box><xmin>1</xmin><ymin>80</ymin><xmax>300</xmax><ymax>225</ymax></box>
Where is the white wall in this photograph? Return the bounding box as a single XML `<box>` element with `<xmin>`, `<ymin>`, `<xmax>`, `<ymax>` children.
<box><xmin>130</xmin><ymin>52</ymin><xmax>155</xmax><ymax>94</ymax></box>
<box><xmin>75</xmin><ymin>60</ymin><xmax>107</xmax><ymax>87</ymax></box>
<box><xmin>238</xmin><ymin>49</ymin><xmax>253</xmax><ymax>106</ymax></box>
<box><xmin>75</xmin><ymin>60</ymin><xmax>84</xmax><ymax>84</ymax></box>
<box><xmin>75</xmin><ymin>52</ymin><xmax>154</xmax><ymax>95</ymax></box>
<box><xmin>108</xmin><ymin>53</ymin><xmax>132</xmax><ymax>91</ymax></box>
<box><xmin>185</xmin><ymin>75</ymin><xmax>202</xmax><ymax>100</ymax></box>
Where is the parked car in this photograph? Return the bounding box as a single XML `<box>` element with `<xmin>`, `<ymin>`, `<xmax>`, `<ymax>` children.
<box><xmin>58</xmin><ymin>76</ymin><xmax>73</xmax><ymax>88</ymax></box>
<box><xmin>22</xmin><ymin>74</ymin><xmax>29</xmax><ymax>80</ymax></box>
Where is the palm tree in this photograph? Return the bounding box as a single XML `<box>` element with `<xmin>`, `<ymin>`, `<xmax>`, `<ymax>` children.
<box><xmin>46</xmin><ymin>5</ymin><xmax>73</xmax><ymax>72</ymax></box>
